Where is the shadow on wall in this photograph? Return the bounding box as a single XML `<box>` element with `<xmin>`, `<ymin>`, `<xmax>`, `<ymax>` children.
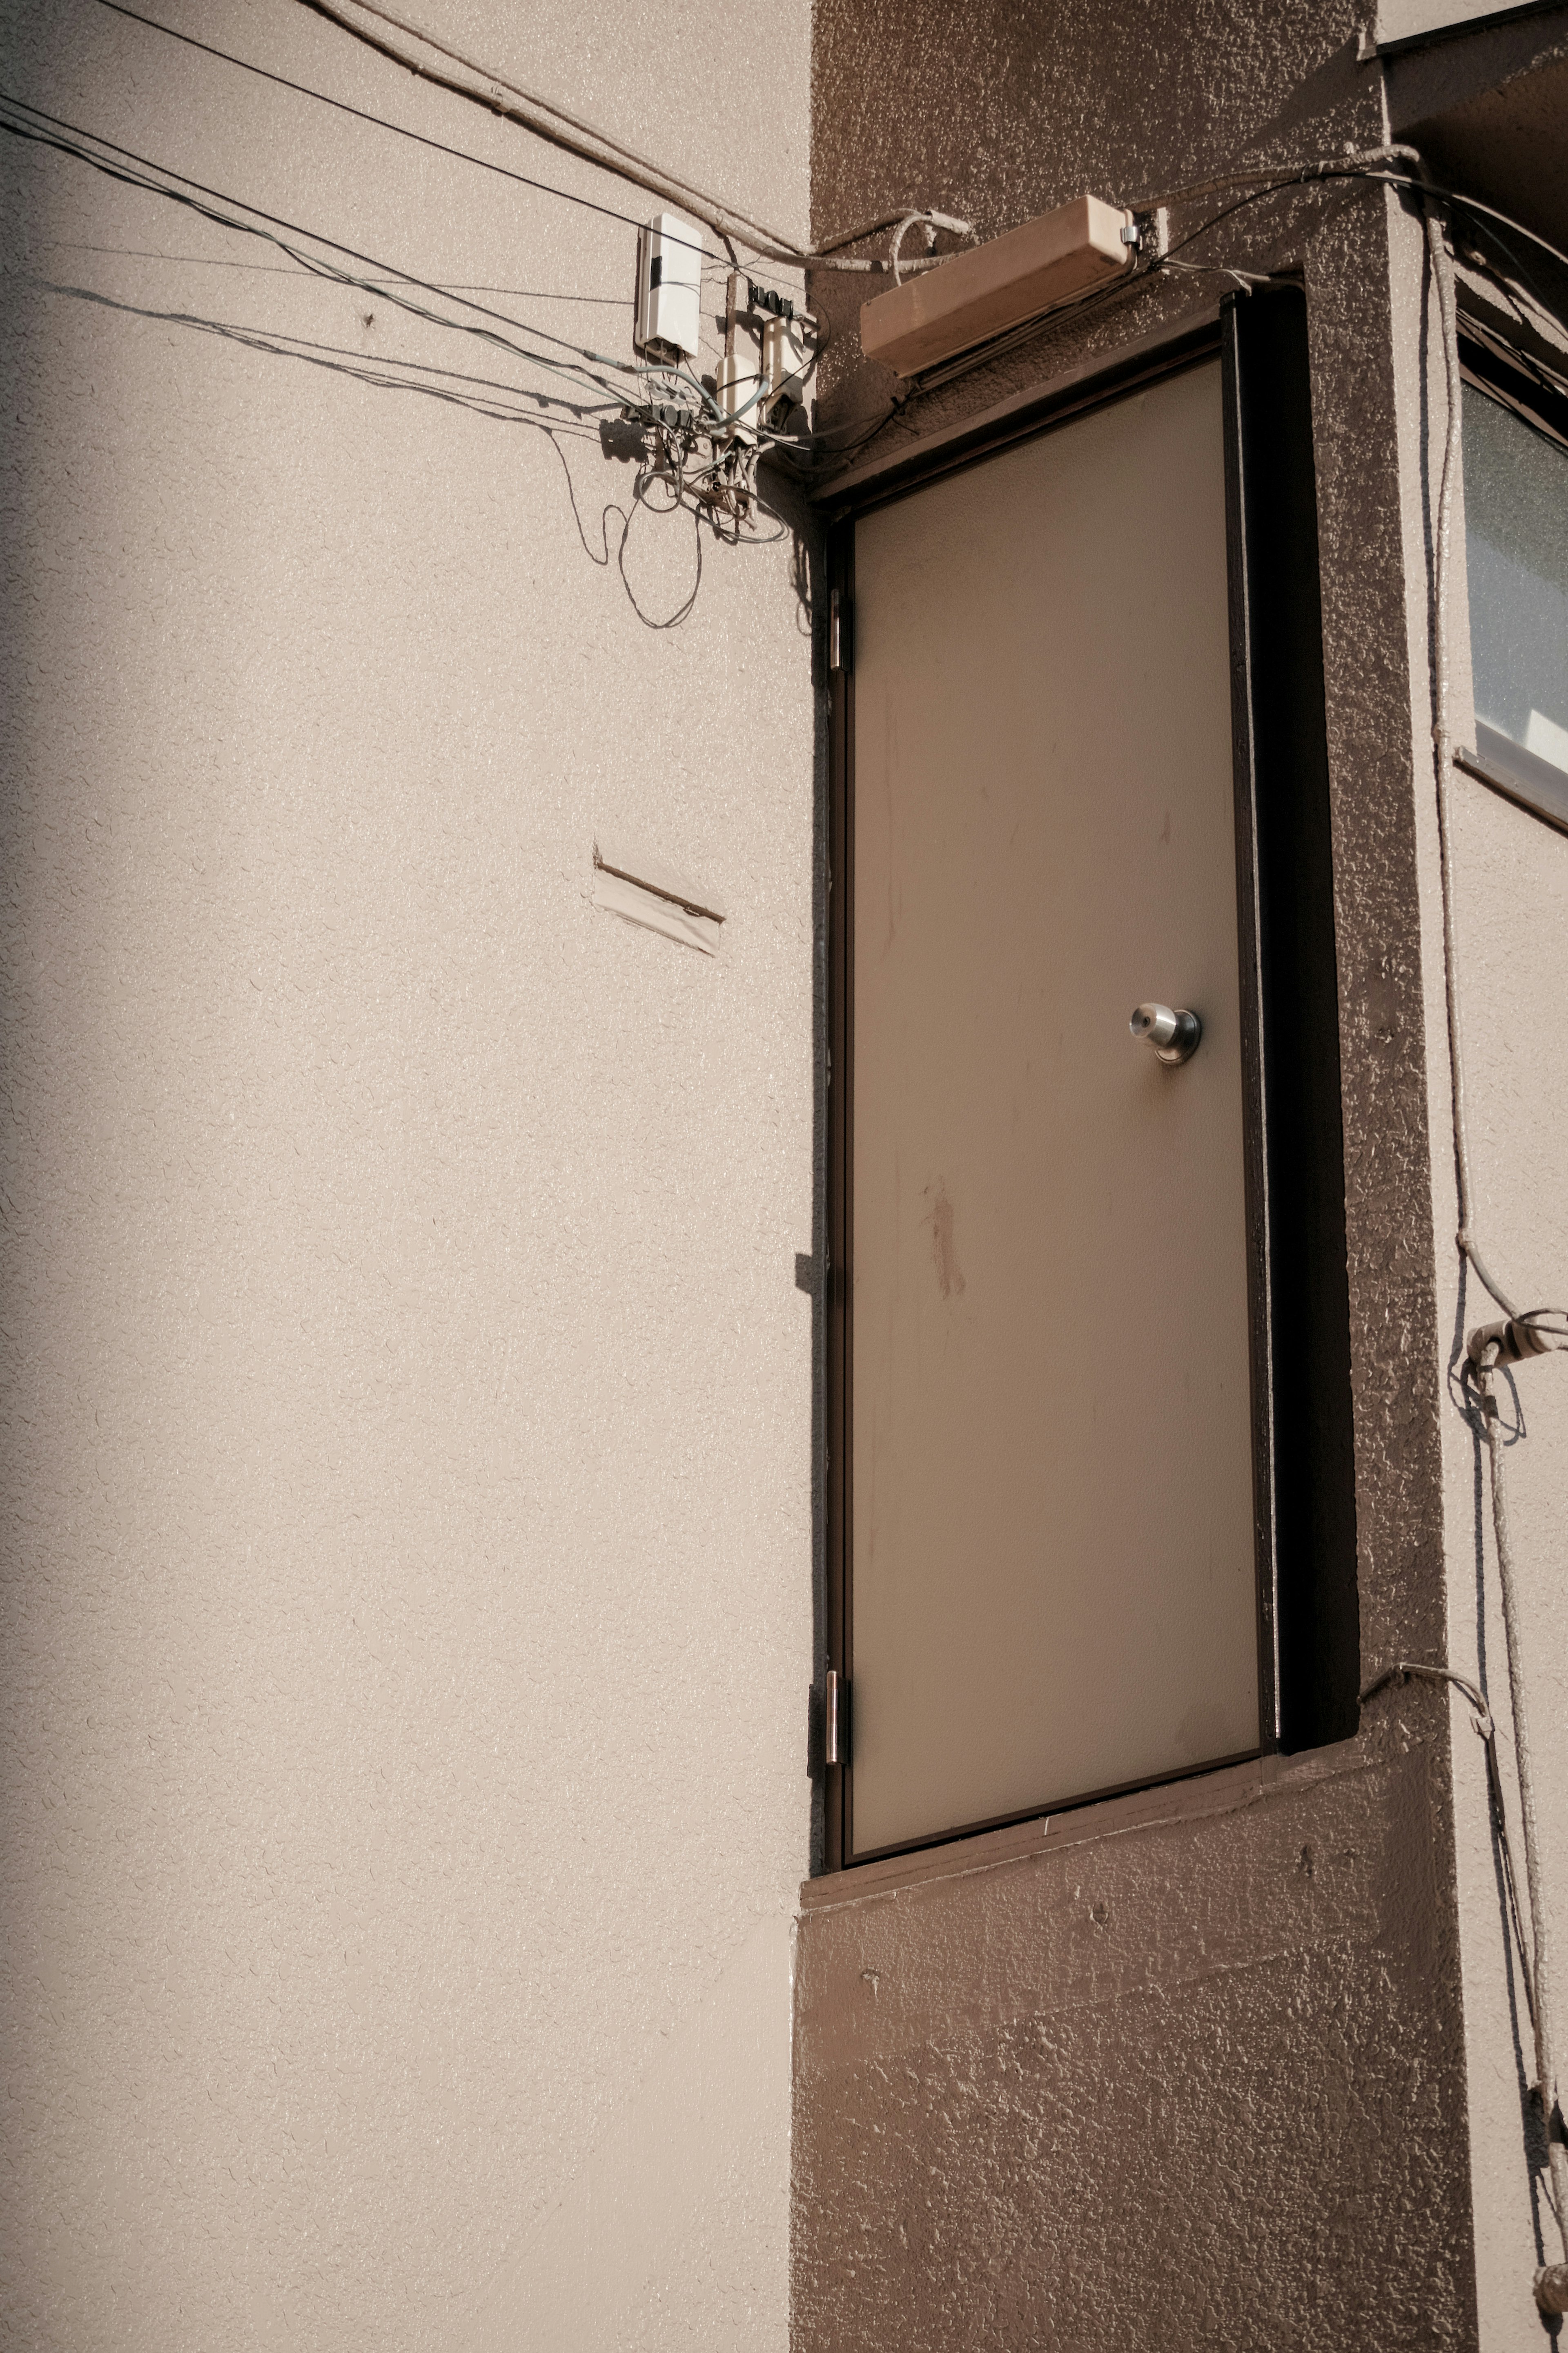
<box><xmin>1448</xmin><ymin>1255</ymin><xmax>1559</xmax><ymax>2278</ymax></box>
<box><xmin>16</xmin><ymin>268</ymin><xmax>816</xmax><ymax>636</ymax></box>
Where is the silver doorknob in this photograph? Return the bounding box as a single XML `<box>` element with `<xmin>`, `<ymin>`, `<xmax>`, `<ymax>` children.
<box><xmin>1130</xmin><ymin>1002</ymin><xmax>1202</xmax><ymax>1066</ymax></box>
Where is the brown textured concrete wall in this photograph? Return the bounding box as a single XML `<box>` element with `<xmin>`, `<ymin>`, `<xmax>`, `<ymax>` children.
<box><xmin>795</xmin><ymin>2</ymin><xmax>1568</xmax><ymax>2345</ymax></box>
<box><xmin>0</xmin><ymin>2</ymin><xmax>813</xmax><ymax>2345</ymax></box>
<box><xmin>794</xmin><ymin>1748</ymin><xmax>1472</xmax><ymax>2351</ymax></box>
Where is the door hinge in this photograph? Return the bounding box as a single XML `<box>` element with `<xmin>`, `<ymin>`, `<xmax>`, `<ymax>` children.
<box><xmin>825</xmin><ymin>1668</ymin><xmax>850</xmax><ymax>1767</ymax></box>
<box><xmin>829</xmin><ymin>587</ymin><xmax>852</xmax><ymax>674</ymax></box>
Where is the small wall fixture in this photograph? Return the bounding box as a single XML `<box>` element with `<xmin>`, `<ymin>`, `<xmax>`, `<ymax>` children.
<box><xmin>634</xmin><ymin>212</ymin><xmax>703</xmax><ymax>363</ymax></box>
<box><xmin>592</xmin><ymin>839</ymin><xmax>725</xmax><ymax>955</ymax></box>
<box><xmin>1130</xmin><ymin>1002</ymin><xmax>1202</xmax><ymax>1066</ymax></box>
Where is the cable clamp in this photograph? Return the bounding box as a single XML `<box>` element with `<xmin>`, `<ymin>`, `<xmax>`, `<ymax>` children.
<box><xmin>1360</xmin><ymin>1660</ymin><xmax>1493</xmax><ymax>1741</ymax></box>
<box><xmin>1467</xmin><ymin>1311</ymin><xmax>1568</xmax><ymax>1370</ymax></box>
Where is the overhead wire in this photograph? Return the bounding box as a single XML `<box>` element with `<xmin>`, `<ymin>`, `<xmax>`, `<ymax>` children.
<box><xmin>1468</xmin><ymin>1320</ymin><xmax>1568</xmax><ymax>2310</ymax></box>
<box><xmin>1458</xmin><ymin>279</ymin><xmax>1568</xmax><ymax>437</ymax></box>
<box><xmin>0</xmin><ymin>81</ymin><xmax>824</xmax><ymax>498</ymax></box>
<box><xmin>55</xmin><ymin>0</ymin><xmax>973</xmax><ymax>466</ymax></box>
<box><xmin>87</xmin><ymin>0</ymin><xmax>925</xmax><ymax>318</ymax></box>
<box><xmin>85</xmin><ymin>0</ymin><xmax>665</xmax><ymax>245</ymax></box>
<box><xmin>1422</xmin><ymin>192</ymin><xmax>1520</xmax><ymax>1320</ymax></box>
<box><xmin>27</xmin><ymin>10</ymin><xmax>822</xmax><ymax>444</ymax></box>
<box><xmin>815</xmin><ymin>155</ymin><xmax>1568</xmax><ymax>477</ymax></box>
<box><xmin>0</xmin><ymin>91</ymin><xmax>636</xmax><ymax>414</ymax></box>
<box><xmin>9</xmin><ymin>270</ymin><xmax>607</xmax><ymax>434</ymax></box>
<box><xmin>31</xmin><ymin>239</ymin><xmax>635</xmax><ymax>301</ymax></box>
<box><xmin>290</xmin><ymin>0</ymin><xmax>972</xmax><ymax>271</ymax></box>
<box><xmin>1118</xmin><ymin>143</ymin><xmax>1568</xmax><ymax>281</ymax></box>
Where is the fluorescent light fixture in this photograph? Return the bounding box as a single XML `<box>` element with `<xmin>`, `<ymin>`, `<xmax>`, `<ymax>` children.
<box><xmin>860</xmin><ymin>194</ymin><xmax>1134</xmax><ymax>378</ymax></box>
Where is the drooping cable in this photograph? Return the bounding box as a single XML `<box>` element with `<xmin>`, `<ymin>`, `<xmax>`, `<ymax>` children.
<box><xmin>85</xmin><ymin>0</ymin><xmax>657</xmax><ymax>244</ymax></box>
<box><xmin>0</xmin><ymin>91</ymin><xmax>634</xmax><ymax>412</ymax></box>
<box><xmin>1468</xmin><ymin>1334</ymin><xmax>1568</xmax><ymax>2311</ymax></box>
<box><xmin>1121</xmin><ymin>144</ymin><xmax>1568</xmax><ymax>281</ymax></box>
<box><xmin>1363</xmin><ymin>1662</ymin><xmax>1537</xmax><ymax>2005</ymax></box>
<box><xmin>1420</xmin><ymin>183</ymin><xmax>1568</xmax><ymax>2314</ymax></box>
<box><xmin>1422</xmin><ymin>194</ymin><xmax>1521</xmax><ymax>1320</ymax></box>
<box><xmin>11</xmin><ymin>270</ymin><xmax>608</xmax><ymax>435</ymax></box>
<box><xmin>830</xmin><ymin>154</ymin><xmax>1568</xmax><ymax>468</ymax></box>
<box><xmin>0</xmin><ymin>83</ymin><xmax>836</xmax><ymax>485</ymax></box>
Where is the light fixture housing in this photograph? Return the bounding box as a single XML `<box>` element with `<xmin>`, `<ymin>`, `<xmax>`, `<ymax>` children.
<box><xmin>860</xmin><ymin>193</ymin><xmax>1134</xmax><ymax>377</ymax></box>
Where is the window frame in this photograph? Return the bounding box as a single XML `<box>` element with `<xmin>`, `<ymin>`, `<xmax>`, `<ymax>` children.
<box><xmin>1455</xmin><ymin>325</ymin><xmax>1568</xmax><ymax>839</ymax></box>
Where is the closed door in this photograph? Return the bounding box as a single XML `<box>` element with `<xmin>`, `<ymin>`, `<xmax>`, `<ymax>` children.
<box><xmin>844</xmin><ymin>359</ymin><xmax>1260</xmax><ymax>1858</ymax></box>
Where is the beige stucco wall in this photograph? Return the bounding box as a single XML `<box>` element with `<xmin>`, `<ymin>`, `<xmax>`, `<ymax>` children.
<box><xmin>1429</xmin><ymin>282</ymin><xmax>1568</xmax><ymax>2348</ymax></box>
<box><xmin>0</xmin><ymin>3</ymin><xmax>812</xmax><ymax>2345</ymax></box>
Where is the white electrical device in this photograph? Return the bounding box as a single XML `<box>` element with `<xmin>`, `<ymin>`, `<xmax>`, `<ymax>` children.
<box><xmin>762</xmin><ymin>314</ymin><xmax>811</xmax><ymax>413</ymax></box>
<box><xmin>635</xmin><ymin>212</ymin><xmax>704</xmax><ymax>362</ymax></box>
<box><xmin>716</xmin><ymin>348</ymin><xmax>763</xmax><ymax>443</ymax></box>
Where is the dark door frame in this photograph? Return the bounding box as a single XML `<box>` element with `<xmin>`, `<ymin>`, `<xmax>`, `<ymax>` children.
<box><xmin>818</xmin><ymin>292</ymin><xmax>1358</xmax><ymax>1871</ymax></box>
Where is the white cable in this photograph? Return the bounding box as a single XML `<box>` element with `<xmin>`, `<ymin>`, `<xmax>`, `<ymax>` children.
<box><xmin>1471</xmin><ymin>1349</ymin><xmax>1568</xmax><ymax>2311</ymax></box>
<box><xmin>1423</xmin><ymin>195</ymin><xmax>1522</xmax><ymax>1321</ymax></box>
<box><xmin>888</xmin><ymin>213</ymin><xmax>924</xmax><ymax>289</ymax></box>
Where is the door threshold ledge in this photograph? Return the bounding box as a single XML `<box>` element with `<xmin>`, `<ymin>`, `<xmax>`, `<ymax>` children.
<box><xmin>800</xmin><ymin>1735</ymin><xmax>1371</xmax><ymax>1914</ymax></box>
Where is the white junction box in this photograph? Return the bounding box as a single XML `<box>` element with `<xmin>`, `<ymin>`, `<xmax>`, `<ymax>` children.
<box><xmin>762</xmin><ymin>313</ymin><xmax>810</xmax><ymax>410</ymax></box>
<box><xmin>717</xmin><ymin>304</ymin><xmax>814</xmax><ymax>439</ymax></box>
<box><xmin>717</xmin><ymin>347</ymin><xmax>763</xmax><ymax>442</ymax></box>
<box><xmin>635</xmin><ymin>212</ymin><xmax>704</xmax><ymax>362</ymax></box>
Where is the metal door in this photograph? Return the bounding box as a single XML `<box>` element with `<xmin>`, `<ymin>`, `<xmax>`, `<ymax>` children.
<box><xmin>842</xmin><ymin>358</ymin><xmax>1261</xmax><ymax>1858</ymax></box>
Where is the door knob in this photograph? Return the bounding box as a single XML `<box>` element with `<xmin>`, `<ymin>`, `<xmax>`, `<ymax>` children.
<box><xmin>1129</xmin><ymin>1001</ymin><xmax>1202</xmax><ymax>1066</ymax></box>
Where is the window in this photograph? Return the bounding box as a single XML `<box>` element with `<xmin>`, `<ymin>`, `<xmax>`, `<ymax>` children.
<box><xmin>1459</xmin><ymin>342</ymin><xmax>1568</xmax><ymax>835</ymax></box>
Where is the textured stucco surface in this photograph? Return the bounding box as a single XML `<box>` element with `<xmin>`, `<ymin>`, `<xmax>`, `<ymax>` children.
<box><xmin>1428</xmin><ymin>285</ymin><xmax>1568</xmax><ymax>2348</ymax></box>
<box><xmin>0</xmin><ymin>3</ymin><xmax>811</xmax><ymax>2345</ymax></box>
<box><xmin>798</xmin><ymin>3</ymin><xmax>1568</xmax><ymax>2347</ymax></box>
<box><xmin>795</xmin><ymin>1747</ymin><xmax>1473</xmax><ymax>2351</ymax></box>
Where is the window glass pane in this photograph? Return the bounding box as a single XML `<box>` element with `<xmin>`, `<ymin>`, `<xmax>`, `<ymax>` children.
<box><xmin>1463</xmin><ymin>381</ymin><xmax>1568</xmax><ymax>778</ymax></box>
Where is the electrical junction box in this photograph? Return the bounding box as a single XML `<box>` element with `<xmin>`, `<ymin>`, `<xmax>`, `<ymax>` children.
<box><xmin>860</xmin><ymin>193</ymin><xmax>1133</xmax><ymax>376</ymax></box>
<box><xmin>635</xmin><ymin>212</ymin><xmax>704</xmax><ymax>363</ymax></box>
<box><xmin>717</xmin><ymin>307</ymin><xmax>814</xmax><ymax>439</ymax></box>
<box><xmin>762</xmin><ymin>313</ymin><xmax>810</xmax><ymax>411</ymax></box>
<box><xmin>717</xmin><ymin>347</ymin><xmax>763</xmax><ymax>443</ymax></box>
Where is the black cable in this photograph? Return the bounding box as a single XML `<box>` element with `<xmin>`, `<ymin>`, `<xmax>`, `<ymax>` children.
<box><xmin>33</xmin><ymin>240</ymin><xmax>632</xmax><ymax>302</ymax></box>
<box><xmin>16</xmin><ymin>272</ymin><xmax>608</xmax><ymax>432</ymax></box>
<box><xmin>1457</xmin><ymin>211</ymin><xmax>1568</xmax><ymax>352</ymax></box>
<box><xmin>806</xmin><ymin>166</ymin><xmax>1386</xmax><ymax>473</ymax></box>
<box><xmin>86</xmin><ymin>0</ymin><xmax>652</xmax><ymax>243</ymax></box>
<box><xmin>1158</xmin><ymin>161</ymin><xmax>1568</xmax><ymax>288</ymax></box>
<box><xmin>0</xmin><ymin>92</ymin><xmax>630</xmax><ymax>409</ymax></box>
<box><xmin>896</xmin><ymin>165</ymin><xmax>1568</xmax><ymax>428</ymax></box>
